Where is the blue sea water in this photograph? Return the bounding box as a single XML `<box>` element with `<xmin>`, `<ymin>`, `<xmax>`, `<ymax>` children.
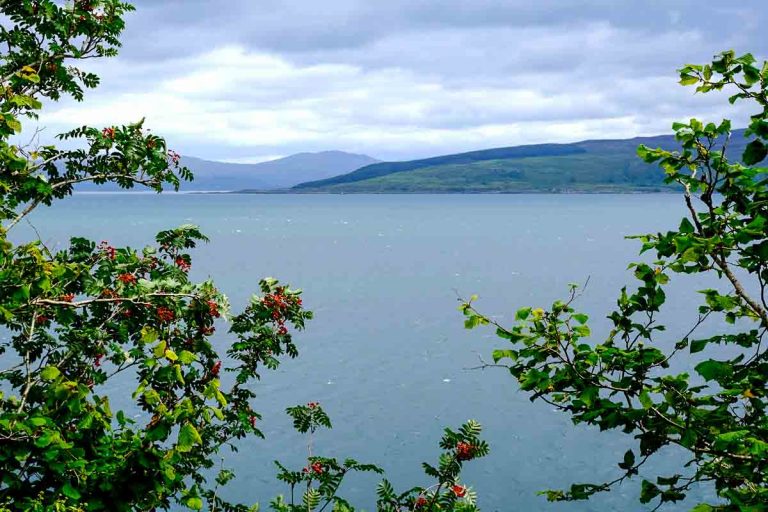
<box><xmin>14</xmin><ymin>193</ymin><xmax>726</xmax><ymax>511</ymax></box>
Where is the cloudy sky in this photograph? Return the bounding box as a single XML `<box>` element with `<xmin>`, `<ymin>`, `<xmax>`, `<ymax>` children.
<box><xmin>38</xmin><ymin>0</ymin><xmax>768</xmax><ymax>163</ymax></box>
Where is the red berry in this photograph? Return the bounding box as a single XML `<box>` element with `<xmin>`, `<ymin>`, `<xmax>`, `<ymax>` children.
<box><xmin>207</xmin><ymin>300</ymin><xmax>220</xmax><ymax>318</ymax></box>
<box><xmin>175</xmin><ymin>257</ymin><xmax>191</xmax><ymax>272</ymax></box>
<box><xmin>456</xmin><ymin>442</ymin><xmax>475</xmax><ymax>461</ymax></box>
<box><xmin>451</xmin><ymin>485</ymin><xmax>467</xmax><ymax>498</ymax></box>
<box><xmin>156</xmin><ymin>307</ymin><xmax>175</xmax><ymax>323</ymax></box>
<box><xmin>117</xmin><ymin>273</ymin><xmax>136</xmax><ymax>284</ymax></box>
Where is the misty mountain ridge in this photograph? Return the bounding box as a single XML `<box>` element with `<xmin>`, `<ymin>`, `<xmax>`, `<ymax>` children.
<box><xmin>78</xmin><ymin>150</ymin><xmax>379</xmax><ymax>191</ymax></box>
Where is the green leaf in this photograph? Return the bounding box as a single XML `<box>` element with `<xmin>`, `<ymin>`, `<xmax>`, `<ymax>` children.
<box><xmin>177</xmin><ymin>423</ymin><xmax>203</xmax><ymax>452</ymax></box>
<box><xmin>679</xmin><ymin>74</ymin><xmax>699</xmax><ymax>86</ymax></box>
<box><xmin>572</xmin><ymin>313</ymin><xmax>589</xmax><ymax>325</ymax></box>
<box><xmin>186</xmin><ymin>497</ymin><xmax>203</xmax><ymax>510</ymax></box>
<box><xmin>141</xmin><ymin>326</ymin><xmax>158</xmax><ymax>343</ymax></box>
<box><xmin>639</xmin><ymin>390</ymin><xmax>653</xmax><ymax>410</ymax></box>
<box><xmin>743</xmin><ymin>140</ymin><xmax>767</xmax><ymax>165</ymax></box>
<box><xmin>679</xmin><ymin>217</ymin><xmax>695</xmax><ymax>234</ymax></box>
<box><xmin>515</xmin><ymin>307</ymin><xmax>532</xmax><ymax>321</ymax></box>
<box><xmin>178</xmin><ymin>350</ymin><xmax>196</xmax><ymax>364</ymax></box>
<box><xmin>62</xmin><ymin>482</ymin><xmax>81</xmax><ymax>500</ymax></box>
<box><xmin>694</xmin><ymin>360</ymin><xmax>732</xmax><ymax>381</ymax></box>
<box><xmin>40</xmin><ymin>366</ymin><xmax>61</xmax><ymax>381</ymax></box>
<box><xmin>689</xmin><ymin>339</ymin><xmax>708</xmax><ymax>354</ymax></box>
<box><xmin>492</xmin><ymin>349</ymin><xmax>517</xmax><ymax>363</ymax></box>
<box><xmin>618</xmin><ymin>449</ymin><xmax>635</xmax><ymax>470</ymax></box>
<box><xmin>640</xmin><ymin>480</ymin><xmax>661</xmax><ymax>504</ymax></box>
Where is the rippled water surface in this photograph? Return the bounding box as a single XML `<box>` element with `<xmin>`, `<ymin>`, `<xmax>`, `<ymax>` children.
<box><xmin>15</xmin><ymin>193</ymin><xmax>724</xmax><ymax>511</ymax></box>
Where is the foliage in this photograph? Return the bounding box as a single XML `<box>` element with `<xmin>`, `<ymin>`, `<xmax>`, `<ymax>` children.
<box><xmin>270</xmin><ymin>402</ymin><xmax>488</xmax><ymax>512</ymax></box>
<box><xmin>462</xmin><ymin>50</ymin><xmax>768</xmax><ymax>510</ymax></box>
<box><xmin>0</xmin><ymin>2</ymin><xmax>313</xmax><ymax>510</ymax></box>
<box><xmin>0</xmin><ymin>2</ymin><xmax>489</xmax><ymax>511</ymax></box>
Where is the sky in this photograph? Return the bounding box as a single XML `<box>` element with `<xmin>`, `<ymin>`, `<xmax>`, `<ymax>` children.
<box><xmin>37</xmin><ymin>0</ymin><xmax>768</xmax><ymax>163</ymax></box>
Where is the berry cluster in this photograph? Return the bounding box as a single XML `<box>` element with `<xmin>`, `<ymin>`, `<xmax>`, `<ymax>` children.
<box><xmin>156</xmin><ymin>307</ymin><xmax>175</xmax><ymax>323</ymax></box>
<box><xmin>206</xmin><ymin>300</ymin><xmax>220</xmax><ymax>318</ymax></box>
<box><xmin>168</xmin><ymin>150</ymin><xmax>181</xmax><ymax>165</ymax></box>
<box><xmin>455</xmin><ymin>442</ymin><xmax>476</xmax><ymax>461</ymax></box>
<box><xmin>263</xmin><ymin>290</ymin><xmax>301</xmax><ymax>336</ymax></box>
<box><xmin>117</xmin><ymin>273</ymin><xmax>136</xmax><ymax>285</ymax></box>
<box><xmin>451</xmin><ymin>484</ymin><xmax>467</xmax><ymax>497</ymax></box>
<box><xmin>175</xmin><ymin>257</ymin><xmax>191</xmax><ymax>272</ymax></box>
<box><xmin>210</xmin><ymin>360</ymin><xmax>222</xmax><ymax>378</ymax></box>
<box><xmin>302</xmin><ymin>462</ymin><xmax>324</xmax><ymax>475</ymax></box>
<box><xmin>98</xmin><ymin>240</ymin><xmax>116</xmax><ymax>260</ymax></box>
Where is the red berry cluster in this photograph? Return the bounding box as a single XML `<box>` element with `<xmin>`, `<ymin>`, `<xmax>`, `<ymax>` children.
<box><xmin>156</xmin><ymin>307</ymin><xmax>175</xmax><ymax>323</ymax></box>
<box><xmin>144</xmin><ymin>256</ymin><xmax>159</xmax><ymax>269</ymax></box>
<box><xmin>451</xmin><ymin>485</ymin><xmax>467</xmax><ymax>498</ymax></box>
<box><xmin>61</xmin><ymin>293</ymin><xmax>75</xmax><ymax>303</ymax></box>
<box><xmin>456</xmin><ymin>442</ymin><xmax>476</xmax><ymax>461</ymax></box>
<box><xmin>414</xmin><ymin>496</ymin><xmax>428</xmax><ymax>508</ymax></box>
<box><xmin>117</xmin><ymin>273</ymin><xmax>136</xmax><ymax>285</ymax></box>
<box><xmin>307</xmin><ymin>402</ymin><xmax>319</xmax><ymax>409</ymax></box>
<box><xmin>249</xmin><ymin>415</ymin><xmax>258</xmax><ymax>428</ymax></box>
<box><xmin>94</xmin><ymin>353</ymin><xmax>104</xmax><ymax>368</ymax></box>
<box><xmin>207</xmin><ymin>300</ymin><xmax>220</xmax><ymax>318</ymax></box>
<box><xmin>175</xmin><ymin>257</ymin><xmax>191</xmax><ymax>272</ymax></box>
<box><xmin>168</xmin><ymin>150</ymin><xmax>181</xmax><ymax>165</ymax></box>
<box><xmin>76</xmin><ymin>0</ymin><xmax>94</xmax><ymax>11</ymax></box>
<box><xmin>302</xmin><ymin>462</ymin><xmax>324</xmax><ymax>475</ymax></box>
<box><xmin>102</xmin><ymin>127</ymin><xmax>115</xmax><ymax>140</ymax></box>
<box><xmin>263</xmin><ymin>290</ymin><xmax>301</xmax><ymax>335</ymax></box>
<box><xmin>98</xmin><ymin>241</ymin><xmax>116</xmax><ymax>260</ymax></box>
<box><xmin>210</xmin><ymin>360</ymin><xmax>222</xmax><ymax>377</ymax></box>
<box><xmin>200</xmin><ymin>326</ymin><xmax>215</xmax><ymax>336</ymax></box>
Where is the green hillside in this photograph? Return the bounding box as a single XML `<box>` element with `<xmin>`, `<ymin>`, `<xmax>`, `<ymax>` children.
<box><xmin>291</xmin><ymin>132</ymin><xmax>748</xmax><ymax>193</ymax></box>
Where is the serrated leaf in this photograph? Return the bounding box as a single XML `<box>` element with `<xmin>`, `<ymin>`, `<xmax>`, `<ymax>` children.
<box><xmin>177</xmin><ymin>423</ymin><xmax>202</xmax><ymax>452</ymax></box>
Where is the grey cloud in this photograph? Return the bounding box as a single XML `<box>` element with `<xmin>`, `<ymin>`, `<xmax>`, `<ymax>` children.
<box><xmin>32</xmin><ymin>0</ymin><xmax>768</xmax><ymax>162</ymax></box>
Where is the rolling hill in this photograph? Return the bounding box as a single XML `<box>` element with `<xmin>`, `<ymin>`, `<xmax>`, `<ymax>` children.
<box><xmin>290</xmin><ymin>132</ymin><xmax>748</xmax><ymax>193</ymax></box>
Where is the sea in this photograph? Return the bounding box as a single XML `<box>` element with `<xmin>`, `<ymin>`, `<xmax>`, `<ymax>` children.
<box><xmin>13</xmin><ymin>193</ymin><xmax>727</xmax><ymax>511</ymax></box>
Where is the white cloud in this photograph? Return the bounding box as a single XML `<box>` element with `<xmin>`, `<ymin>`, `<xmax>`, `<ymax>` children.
<box><xmin>34</xmin><ymin>3</ymin><xmax>766</xmax><ymax>162</ymax></box>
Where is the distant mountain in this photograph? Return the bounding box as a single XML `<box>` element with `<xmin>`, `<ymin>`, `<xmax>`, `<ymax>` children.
<box><xmin>290</xmin><ymin>132</ymin><xmax>748</xmax><ymax>193</ymax></box>
<box><xmin>181</xmin><ymin>151</ymin><xmax>379</xmax><ymax>190</ymax></box>
<box><xmin>78</xmin><ymin>151</ymin><xmax>379</xmax><ymax>191</ymax></box>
